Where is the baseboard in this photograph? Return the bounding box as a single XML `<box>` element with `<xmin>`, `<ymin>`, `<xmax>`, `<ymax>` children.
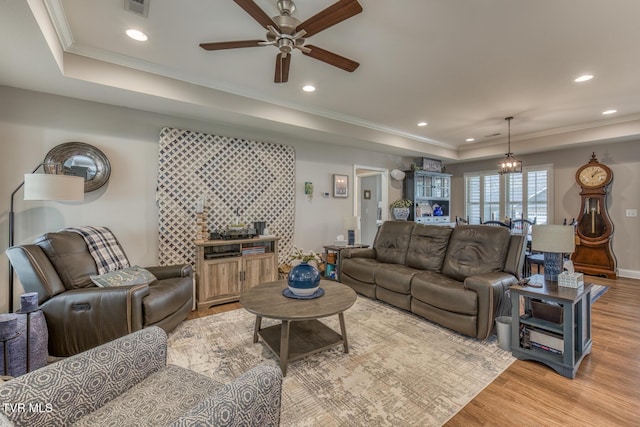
<box><xmin>618</xmin><ymin>269</ymin><xmax>640</xmax><ymax>280</ymax></box>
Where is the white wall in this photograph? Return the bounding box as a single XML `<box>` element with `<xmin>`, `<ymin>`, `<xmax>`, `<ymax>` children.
<box><xmin>0</xmin><ymin>86</ymin><xmax>405</xmax><ymax>311</ymax></box>
<box><xmin>445</xmin><ymin>141</ymin><xmax>640</xmax><ymax>278</ymax></box>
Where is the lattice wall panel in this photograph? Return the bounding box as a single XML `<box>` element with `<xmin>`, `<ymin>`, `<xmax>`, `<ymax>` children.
<box><xmin>157</xmin><ymin>127</ymin><xmax>295</xmax><ymax>266</ymax></box>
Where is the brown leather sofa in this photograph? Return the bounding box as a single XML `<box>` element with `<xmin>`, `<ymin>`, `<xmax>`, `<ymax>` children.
<box><xmin>6</xmin><ymin>231</ymin><xmax>193</xmax><ymax>357</ymax></box>
<box><xmin>341</xmin><ymin>221</ymin><xmax>526</xmax><ymax>339</ymax></box>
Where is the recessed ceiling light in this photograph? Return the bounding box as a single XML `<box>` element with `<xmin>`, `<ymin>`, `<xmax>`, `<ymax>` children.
<box><xmin>417</xmin><ymin>122</ymin><xmax>428</xmax><ymax>127</ymax></box>
<box><xmin>602</xmin><ymin>109</ymin><xmax>617</xmax><ymax>115</ymax></box>
<box><xmin>302</xmin><ymin>85</ymin><xmax>316</xmax><ymax>92</ymax></box>
<box><xmin>574</xmin><ymin>74</ymin><xmax>594</xmax><ymax>82</ymax></box>
<box><xmin>126</xmin><ymin>29</ymin><xmax>148</xmax><ymax>41</ymax></box>
<box><xmin>466</xmin><ymin>138</ymin><xmax>475</xmax><ymax>142</ymax></box>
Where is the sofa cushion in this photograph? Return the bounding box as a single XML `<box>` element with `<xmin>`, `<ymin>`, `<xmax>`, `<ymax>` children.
<box><xmin>34</xmin><ymin>231</ymin><xmax>98</xmax><ymax>289</ymax></box>
<box><xmin>171</xmin><ymin>365</ymin><xmax>283</xmax><ymax>427</ymax></box>
<box><xmin>411</xmin><ymin>271</ymin><xmax>478</xmax><ymax>315</ymax></box>
<box><xmin>406</xmin><ymin>224</ymin><xmax>453</xmax><ymax>272</ymax></box>
<box><xmin>375</xmin><ymin>264</ymin><xmax>420</xmax><ymax>294</ymax></box>
<box><xmin>143</xmin><ymin>277</ymin><xmax>194</xmax><ymax>325</ymax></box>
<box><xmin>73</xmin><ymin>364</ymin><xmax>223</xmax><ymax>426</ymax></box>
<box><xmin>411</xmin><ymin>298</ymin><xmax>478</xmax><ymax>338</ymax></box>
<box><xmin>341</xmin><ymin>257</ymin><xmax>381</xmax><ymax>284</ymax></box>
<box><xmin>441</xmin><ymin>225</ymin><xmax>511</xmax><ymax>282</ymax></box>
<box><xmin>91</xmin><ymin>266</ymin><xmax>157</xmax><ymax>287</ymax></box>
<box><xmin>373</xmin><ymin>221</ymin><xmax>415</xmax><ymax>264</ymax></box>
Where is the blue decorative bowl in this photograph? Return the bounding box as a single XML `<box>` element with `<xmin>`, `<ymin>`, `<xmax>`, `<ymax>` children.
<box><xmin>287</xmin><ymin>261</ymin><xmax>321</xmax><ymax>297</ymax></box>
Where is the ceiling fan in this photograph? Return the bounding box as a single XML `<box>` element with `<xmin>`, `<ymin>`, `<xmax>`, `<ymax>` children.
<box><xmin>199</xmin><ymin>0</ymin><xmax>362</xmax><ymax>83</ymax></box>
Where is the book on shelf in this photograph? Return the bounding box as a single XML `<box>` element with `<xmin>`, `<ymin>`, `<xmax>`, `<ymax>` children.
<box><xmin>530</xmin><ymin>341</ymin><xmax>563</xmax><ymax>355</ymax></box>
<box><xmin>242</xmin><ymin>246</ymin><xmax>266</xmax><ymax>255</ymax></box>
<box><xmin>529</xmin><ymin>328</ymin><xmax>564</xmax><ymax>352</ymax></box>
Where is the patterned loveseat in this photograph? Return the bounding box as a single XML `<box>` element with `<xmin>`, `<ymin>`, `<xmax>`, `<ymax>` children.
<box><xmin>0</xmin><ymin>327</ymin><xmax>282</xmax><ymax>426</ymax></box>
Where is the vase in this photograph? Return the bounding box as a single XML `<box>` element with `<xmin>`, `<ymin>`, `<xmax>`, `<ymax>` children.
<box><xmin>287</xmin><ymin>261</ymin><xmax>321</xmax><ymax>296</ymax></box>
<box><xmin>392</xmin><ymin>207</ymin><xmax>410</xmax><ymax>221</ymax></box>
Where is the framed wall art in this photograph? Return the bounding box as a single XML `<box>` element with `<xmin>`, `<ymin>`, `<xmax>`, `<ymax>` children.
<box><xmin>333</xmin><ymin>174</ymin><xmax>348</xmax><ymax>198</ymax></box>
<box><xmin>363</xmin><ymin>189</ymin><xmax>371</xmax><ymax>200</ymax></box>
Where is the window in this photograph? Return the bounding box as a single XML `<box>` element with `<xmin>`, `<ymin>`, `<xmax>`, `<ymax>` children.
<box><xmin>464</xmin><ymin>165</ymin><xmax>553</xmax><ymax>224</ymax></box>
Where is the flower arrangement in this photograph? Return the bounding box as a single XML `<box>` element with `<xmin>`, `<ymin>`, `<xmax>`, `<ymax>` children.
<box><xmin>287</xmin><ymin>246</ymin><xmax>322</xmax><ymax>266</ymax></box>
<box><xmin>390</xmin><ymin>199</ymin><xmax>413</xmax><ymax>209</ymax></box>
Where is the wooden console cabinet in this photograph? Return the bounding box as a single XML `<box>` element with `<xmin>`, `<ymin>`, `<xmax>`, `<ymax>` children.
<box><xmin>194</xmin><ymin>237</ymin><xmax>279</xmax><ymax>309</ymax></box>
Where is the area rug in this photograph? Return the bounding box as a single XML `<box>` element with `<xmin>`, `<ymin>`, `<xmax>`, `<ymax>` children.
<box><xmin>167</xmin><ymin>297</ymin><xmax>514</xmax><ymax>426</ymax></box>
<box><xmin>591</xmin><ymin>284</ymin><xmax>609</xmax><ymax>303</ymax></box>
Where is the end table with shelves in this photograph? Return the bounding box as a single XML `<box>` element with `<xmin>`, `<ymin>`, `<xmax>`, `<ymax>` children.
<box><xmin>509</xmin><ymin>274</ymin><xmax>592</xmax><ymax>379</ymax></box>
<box><xmin>323</xmin><ymin>244</ymin><xmax>369</xmax><ymax>281</ymax></box>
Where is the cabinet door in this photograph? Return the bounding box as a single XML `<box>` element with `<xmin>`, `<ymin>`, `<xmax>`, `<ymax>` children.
<box><xmin>200</xmin><ymin>257</ymin><xmax>243</xmax><ymax>301</ymax></box>
<box><xmin>431</xmin><ymin>175</ymin><xmax>450</xmax><ymax>198</ymax></box>
<box><xmin>243</xmin><ymin>253</ymin><xmax>278</xmax><ymax>290</ymax></box>
<box><xmin>415</xmin><ymin>174</ymin><xmax>432</xmax><ymax>198</ymax></box>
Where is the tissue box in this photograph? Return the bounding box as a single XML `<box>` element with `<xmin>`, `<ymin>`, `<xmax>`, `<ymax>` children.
<box><xmin>558</xmin><ymin>272</ymin><xmax>584</xmax><ymax>288</ymax></box>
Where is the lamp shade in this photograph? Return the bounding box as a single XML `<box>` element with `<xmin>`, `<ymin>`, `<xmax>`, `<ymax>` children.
<box><xmin>23</xmin><ymin>174</ymin><xmax>85</xmax><ymax>201</ymax></box>
<box><xmin>343</xmin><ymin>216</ymin><xmax>359</xmax><ymax>230</ymax></box>
<box><xmin>531</xmin><ymin>225</ymin><xmax>575</xmax><ymax>253</ymax></box>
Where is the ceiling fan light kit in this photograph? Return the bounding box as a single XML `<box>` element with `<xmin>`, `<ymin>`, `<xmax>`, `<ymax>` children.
<box><xmin>200</xmin><ymin>0</ymin><xmax>362</xmax><ymax>83</ymax></box>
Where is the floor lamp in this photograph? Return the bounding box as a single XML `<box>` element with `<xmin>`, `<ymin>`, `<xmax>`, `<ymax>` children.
<box><xmin>8</xmin><ymin>169</ymin><xmax>84</xmax><ymax>312</ymax></box>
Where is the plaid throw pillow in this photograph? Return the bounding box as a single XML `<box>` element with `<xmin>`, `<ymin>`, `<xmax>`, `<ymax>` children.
<box><xmin>64</xmin><ymin>226</ymin><xmax>130</xmax><ymax>275</ymax></box>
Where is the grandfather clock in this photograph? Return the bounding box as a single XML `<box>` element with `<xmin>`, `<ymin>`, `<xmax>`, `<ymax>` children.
<box><xmin>571</xmin><ymin>153</ymin><xmax>617</xmax><ymax>278</ymax></box>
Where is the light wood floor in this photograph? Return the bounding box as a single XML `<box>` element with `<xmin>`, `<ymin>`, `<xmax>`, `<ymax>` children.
<box><xmin>447</xmin><ymin>275</ymin><xmax>640</xmax><ymax>427</ymax></box>
<box><xmin>187</xmin><ymin>275</ymin><xmax>640</xmax><ymax>426</ymax></box>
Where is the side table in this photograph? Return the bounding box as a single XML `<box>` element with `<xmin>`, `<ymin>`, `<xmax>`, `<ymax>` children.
<box><xmin>323</xmin><ymin>244</ymin><xmax>369</xmax><ymax>281</ymax></box>
<box><xmin>509</xmin><ymin>274</ymin><xmax>592</xmax><ymax>378</ymax></box>
<box><xmin>0</xmin><ymin>310</ymin><xmax>48</xmax><ymax>377</ymax></box>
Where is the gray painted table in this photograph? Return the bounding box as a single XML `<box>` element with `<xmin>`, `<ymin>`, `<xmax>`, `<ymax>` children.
<box><xmin>509</xmin><ymin>274</ymin><xmax>592</xmax><ymax>378</ymax></box>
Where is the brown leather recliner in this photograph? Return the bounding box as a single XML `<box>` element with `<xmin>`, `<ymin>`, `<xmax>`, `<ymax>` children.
<box><xmin>6</xmin><ymin>231</ymin><xmax>193</xmax><ymax>357</ymax></box>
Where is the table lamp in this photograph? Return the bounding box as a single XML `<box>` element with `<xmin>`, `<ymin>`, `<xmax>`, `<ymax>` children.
<box><xmin>531</xmin><ymin>225</ymin><xmax>576</xmax><ymax>281</ymax></box>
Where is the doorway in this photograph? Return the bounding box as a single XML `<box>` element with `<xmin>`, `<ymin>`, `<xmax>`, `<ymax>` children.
<box><xmin>353</xmin><ymin>165</ymin><xmax>389</xmax><ymax>246</ymax></box>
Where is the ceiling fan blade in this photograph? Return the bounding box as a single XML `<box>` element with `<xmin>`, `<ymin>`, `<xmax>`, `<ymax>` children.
<box><xmin>275</xmin><ymin>54</ymin><xmax>291</xmax><ymax>83</ymax></box>
<box><xmin>302</xmin><ymin>45</ymin><xmax>359</xmax><ymax>72</ymax></box>
<box><xmin>233</xmin><ymin>0</ymin><xmax>279</xmax><ymax>31</ymax></box>
<box><xmin>296</xmin><ymin>0</ymin><xmax>363</xmax><ymax>37</ymax></box>
<box><xmin>199</xmin><ymin>40</ymin><xmax>265</xmax><ymax>50</ymax></box>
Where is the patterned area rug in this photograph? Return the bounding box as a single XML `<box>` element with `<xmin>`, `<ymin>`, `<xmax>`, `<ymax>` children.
<box><xmin>167</xmin><ymin>297</ymin><xmax>514</xmax><ymax>426</ymax></box>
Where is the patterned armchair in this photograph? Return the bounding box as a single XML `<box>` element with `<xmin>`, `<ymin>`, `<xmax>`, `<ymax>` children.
<box><xmin>0</xmin><ymin>327</ymin><xmax>282</xmax><ymax>426</ymax></box>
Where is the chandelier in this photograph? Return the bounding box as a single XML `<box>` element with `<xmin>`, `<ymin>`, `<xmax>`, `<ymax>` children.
<box><xmin>498</xmin><ymin>116</ymin><xmax>522</xmax><ymax>174</ymax></box>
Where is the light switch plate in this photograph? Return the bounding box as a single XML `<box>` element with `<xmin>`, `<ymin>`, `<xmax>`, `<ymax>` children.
<box><xmin>626</xmin><ymin>209</ymin><xmax>637</xmax><ymax>217</ymax></box>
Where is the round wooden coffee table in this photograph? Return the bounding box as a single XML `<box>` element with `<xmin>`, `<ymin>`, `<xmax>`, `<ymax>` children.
<box><xmin>239</xmin><ymin>279</ymin><xmax>357</xmax><ymax>376</ymax></box>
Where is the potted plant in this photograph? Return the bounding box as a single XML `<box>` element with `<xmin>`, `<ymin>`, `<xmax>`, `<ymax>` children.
<box><xmin>286</xmin><ymin>246</ymin><xmax>322</xmax><ymax>269</ymax></box>
<box><xmin>390</xmin><ymin>199</ymin><xmax>413</xmax><ymax>221</ymax></box>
